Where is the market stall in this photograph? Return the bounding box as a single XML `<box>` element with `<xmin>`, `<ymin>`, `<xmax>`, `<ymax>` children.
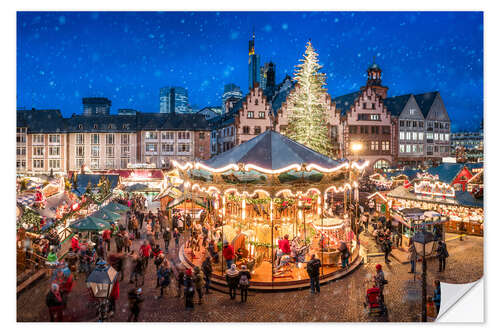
<box><xmin>172</xmin><ymin>130</ymin><xmax>367</xmax><ymax>290</ymax></box>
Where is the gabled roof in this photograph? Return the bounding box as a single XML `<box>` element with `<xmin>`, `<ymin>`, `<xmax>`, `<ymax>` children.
<box><xmin>414</xmin><ymin>91</ymin><xmax>438</xmax><ymax>118</ymax></box>
<box><xmin>383</xmin><ymin>94</ymin><xmax>412</xmax><ymax>117</ymax></box>
<box><xmin>332</xmin><ymin>91</ymin><xmax>361</xmax><ymax>116</ymax></box>
<box><xmin>137</xmin><ymin>113</ymin><xmax>211</xmax><ymax>131</ymax></box>
<box><xmin>203</xmin><ymin>130</ymin><xmax>343</xmax><ymax>170</ymax></box>
<box><xmin>18</xmin><ymin>109</ymin><xmax>67</xmax><ymax>133</ymax></box>
<box><xmin>426</xmin><ymin>163</ymin><xmax>467</xmax><ymax>184</ymax></box>
<box><xmin>455</xmin><ymin>191</ymin><xmax>483</xmax><ymax>208</ymax></box>
<box><xmin>384</xmin><ymin>169</ymin><xmax>419</xmax><ymax>181</ymax></box>
<box><xmin>465</xmin><ymin>163</ymin><xmax>483</xmax><ymax>172</ymax></box>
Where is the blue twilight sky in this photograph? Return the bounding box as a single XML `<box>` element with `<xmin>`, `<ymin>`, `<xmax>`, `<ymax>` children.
<box><xmin>17</xmin><ymin>11</ymin><xmax>483</xmax><ymax>131</ymax></box>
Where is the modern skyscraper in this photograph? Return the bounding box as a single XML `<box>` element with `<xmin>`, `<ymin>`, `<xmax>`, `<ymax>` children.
<box><xmin>222</xmin><ymin>83</ymin><xmax>243</xmax><ymax>113</ymax></box>
<box><xmin>260</xmin><ymin>61</ymin><xmax>276</xmax><ymax>93</ymax></box>
<box><xmin>159</xmin><ymin>86</ymin><xmax>189</xmax><ymax>113</ymax></box>
<box><xmin>248</xmin><ymin>31</ymin><xmax>260</xmax><ymax>90</ymax></box>
<box><xmin>82</xmin><ymin>97</ymin><xmax>111</xmax><ymax>116</ymax></box>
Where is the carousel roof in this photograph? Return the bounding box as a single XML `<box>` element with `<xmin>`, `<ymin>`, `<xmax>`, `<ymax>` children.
<box><xmin>203</xmin><ymin>130</ymin><xmax>344</xmax><ymax>171</ymax></box>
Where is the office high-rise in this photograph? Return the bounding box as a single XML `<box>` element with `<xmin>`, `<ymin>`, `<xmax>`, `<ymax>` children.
<box><xmin>248</xmin><ymin>32</ymin><xmax>260</xmax><ymax>90</ymax></box>
<box><xmin>159</xmin><ymin>86</ymin><xmax>189</xmax><ymax>113</ymax></box>
<box><xmin>82</xmin><ymin>97</ymin><xmax>111</xmax><ymax>116</ymax></box>
<box><xmin>222</xmin><ymin>84</ymin><xmax>243</xmax><ymax>113</ymax></box>
<box><xmin>260</xmin><ymin>61</ymin><xmax>276</xmax><ymax>93</ymax></box>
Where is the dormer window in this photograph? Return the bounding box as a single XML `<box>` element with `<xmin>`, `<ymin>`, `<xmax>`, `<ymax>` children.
<box><xmin>94</xmin><ymin>124</ymin><xmax>98</xmax><ymax>129</ymax></box>
<box><xmin>78</xmin><ymin>124</ymin><xmax>83</xmax><ymax>130</ymax></box>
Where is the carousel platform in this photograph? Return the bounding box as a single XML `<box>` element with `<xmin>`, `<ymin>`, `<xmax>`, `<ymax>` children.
<box><xmin>178</xmin><ymin>244</ymin><xmax>363</xmax><ymax>291</ymax></box>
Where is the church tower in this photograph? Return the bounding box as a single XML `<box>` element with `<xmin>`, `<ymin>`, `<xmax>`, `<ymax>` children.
<box><xmin>248</xmin><ymin>30</ymin><xmax>261</xmax><ymax>90</ymax></box>
<box><xmin>362</xmin><ymin>57</ymin><xmax>388</xmax><ymax>99</ymax></box>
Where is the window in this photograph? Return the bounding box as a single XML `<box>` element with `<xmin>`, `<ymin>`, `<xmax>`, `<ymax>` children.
<box><xmin>91</xmin><ymin>145</ymin><xmax>100</xmax><ymax>157</ymax></box>
<box><xmin>76</xmin><ymin>134</ymin><xmax>84</xmax><ymax>145</ymax></box>
<box><xmin>48</xmin><ymin>159</ymin><xmax>60</xmax><ymax>169</ymax></box>
<box><xmin>106</xmin><ymin>146</ymin><xmax>114</xmax><ymax>158</ymax></box>
<box><xmin>434</xmin><ymin>146</ymin><xmax>439</xmax><ymax>153</ymax></box>
<box><xmin>146</xmin><ymin>143</ymin><xmax>157</xmax><ymax>152</ymax></box>
<box><xmin>371</xmin><ymin>103</ymin><xmax>375</xmax><ymax>109</ymax></box>
<box><xmin>363</xmin><ymin>102</ymin><xmax>367</xmax><ymax>109</ymax></box>
<box><xmin>418</xmin><ymin>132</ymin><xmax>424</xmax><ymax>141</ymax></box>
<box><xmin>399</xmin><ymin>120</ymin><xmax>405</xmax><ymax>127</ymax></box>
<box><xmin>374</xmin><ymin>160</ymin><xmax>390</xmax><ymax>170</ymax></box>
<box><xmin>121</xmin><ymin>158</ymin><xmax>130</xmax><ymax>169</ymax></box>
<box><xmin>254</xmin><ymin>126</ymin><xmax>261</xmax><ymax>135</ymax></box>
<box><xmin>199</xmin><ymin>146</ymin><xmax>205</xmax><ymax>152</ymax></box>
<box><xmin>16</xmin><ymin>134</ymin><xmax>26</xmax><ymax>143</ymax></box>
<box><xmin>145</xmin><ymin>131</ymin><xmax>158</xmax><ymax>140</ymax></box>
<box><xmin>105</xmin><ymin>159</ymin><xmax>115</xmax><ymax>169</ymax></box>
<box><xmin>243</xmin><ymin>126</ymin><xmax>250</xmax><ymax>134</ymax></box>
<box><xmin>33</xmin><ymin>134</ymin><xmax>44</xmax><ymax>144</ymax></box>
<box><xmin>91</xmin><ymin>134</ymin><xmax>99</xmax><ymax>145</ymax></box>
<box><xmin>349</xmin><ymin>126</ymin><xmax>357</xmax><ymax>134</ymax></box>
<box><xmin>33</xmin><ymin>147</ymin><xmax>44</xmax><ymax>156</ymax></box>
<box><xmin>435</xmin><ymin>122</ymin><xmax>439</xmax><ymax>128</ymax></box>
<box><xmin>179</xmin><ymin>143</ymin><xmax>190</xmax><ymax>153</ymax></box>
<box><xmin>162</xmin><ymin>132</ymin><xmax>174</xmax><ymax>140</ymax></box>
<box><xmin>406</xmin><ymin>144</ymin><xmax>411</xmax><ymax>153</ymax></box>
<box><xmin>78</xmin><ymin>124</ymin><xmax>83</xmax><ymax>130</ymax></box>
<box><xmin>418</xmin><ymin>144</ymin><xmax>423</xmax><ymax>153</ymax></box>
<box><xmin>419</xmin><ymin>121</ymin><xmax>424</xmax><ymax>128</ymax></box>
<box><xmin>439</xmin><ymin>123</ymin><xmax>444</xmax><ymax>129</ymax></box>
<box><xmin>445</xmin><ymin>134</ymin><xmax>449</xmax><ymax>141</ymax></box>
<box><xmin>406</xmin><ymin>121</ymin><xmax>411</xmax><ymax>127</ymax></box>
<box><xmin>434</xmin><ymin>133</ymin><xmax>439</xmax><ymax>141</ymax></box>
<box><xmin>33</xmin><ymin>159</ymin><xmax>44</xmax><ymax>169</ymax></box>
<box><xmin>412</xmin><ymin>132</ymin><xmax>417</xmax><ymax>141</ymax></box>
<box><xmin>370</xmin><ymin>141</ymin><xmax>379</xmax><ymax>151</ymax></box>
<box><xmin>91</xmin><ymin>158</ymin><xmax>99</xmax><ymax>169</ymax></box>
<box><xmin>49</xmin><ymin>134</ymin><xmax>60</xmax><ymax>144</ymax></box>
<box><xmin>400</xmin><ymin>132</ymin><xmax>405</xmax><ymax>140</ymax></box>
<box><xmin>94</xmin><ymin>124</ymin><xmax>98</xmax><ymax>129</ymax></box>
<box><xmin>426</xmin><ymin>133</ymin><xmax>433</xmax><ymax>140</ymax></box>
<box><xmin>409</xmin><ymin>108</ymin><xmax>415</xmax><ymax>115</ymax></box>
<box><xmin>106</xmin><ymin>134</ymin><xmax>114</xmax><ymax>145</ymax></box>
<box><xmin>16</xmin><ymin>147</ymin><xmax>26</xmax><ymax>156</ymax></box>
<box><xmin>255</xmin><ymin>99</ymin><xmax>259</xmax><ymax>105</ymax></box>
<box><xmin>258</xmin><ymin>111</ymin><xmax>265</xmax><ymax>119</ymax></box>
<box><xmin>247</xmin><ymin>111</ymin><xmax>254</xmax><ymax>119</ymax></box>
<box><xmin>17</xmin><ymin>160</ymin><xmax>26</xmax><ymax>168</ymax></box>
<box><xmin>439</xmin><ymin>133</ymin><xmax>444</xmax><ymax>141</ymax></box>
<box><xmin>360</xmin><ymin>126</ymin><xmax>369</xmax><ymax>134</ymax></box>
<box><xmin>370</xmin><ymin>114</ymin><xmax>380</xmax><ymax>121</ymax></box>
<box><xmin>382</xmin><ymin>126</ymin><xmax>390</xmax><ymax>134</ymax></box>
<box><xmin>412</xmin><ymin>145</ymin><xmax>417</xmax><ymax>153</ymax></box>
<box><xmin>121</xmin><ymin>146</ymin><xmax>130</xmax><ymax>156</ymax></box>
<box><xmin>406</xmin><ymin>132</ymin><xmax>411</xmax><ymax>140</ymax></box>
<box><xmin>121</xmin><ymin>134</ymin><xmax>130</xmax><ymax>145</ymax></box>
<box><xmin>178</xmin><ymin>132</ymin><xmax>190</xmax><ymax>140</ymax></box>
<box><xmin>371</xmin><ymin>126</ymin><xmax>379</xmax><ymax>134</ymax></box>
<box><xmin>161</xmin><ymin>144</ymin><xmax>174</xmax><ymax>153</ymax></box>
<box><xmin>199</xmin><ymin>132</ymin><xmax>205</xmax><ymax>139</ymax></box>
<box><xmin>76</xmin><ymin>158</ymin><xmax>84</xmax><ymax>168</ymax></box>
<box><xmin>427</xmin><ymin>145</ymin><xmax>433</xmax><ymax>153</ymax></box>
<box><xmin>382</xmin><ymin>141</ymin><xmax>390</xmax><ymax>151</ymax></box>
<box><xmin>445</xmin><ymin>123</ymin><xmax>450</xmax><ymax>129</ymax></box>
<box><xmin>412</xmin><ymin>121</ymin><xmax>417</xmax><ymax>128</ymax></box>
<box><xmin>48</xmin><ymin>147</ymin><xmax>60</xmax><ymax>156</ymax></box>
<box><xmin>122</xmin><ymin>123</ymin><xmax>130</xmax><ymax>130</ymax></box>
<box><xmin>76</xmin><ymin>146</ymin><xmax>85</xmax><ymax>157</ymax></box>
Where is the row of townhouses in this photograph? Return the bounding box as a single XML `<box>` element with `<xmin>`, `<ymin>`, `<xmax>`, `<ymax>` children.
<box><xmin>210</xmin><ymin>61</ymin><xmax>451</xmax><ymax>170</ymax></box>
<box><xmin>16</xmin><ymin>110</ymin><xmax>211</xmax><ymax>175</ymax></box>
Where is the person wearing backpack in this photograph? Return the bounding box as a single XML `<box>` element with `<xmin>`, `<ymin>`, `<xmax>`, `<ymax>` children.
<box><xmin>156</xmin><ymin>260</ymin><xmax>171</xmax><ymax>299</ymax></box>
<box><xmin>225</xmin><ymin>264</ymin><xmax>240</xmax><ymax>300</ymax></box>
<box><xmin>306</xmin><ymin>254</ymin><xmax>321</xmax><ymax>294</ymax></box>
<box><xmin>193</xmin><ymin>266</ymin><xmax>205</xmax><ymax>304</ymax></box>
<box><xmin>162</xmin><ymin>228</ymin><xmax>171</xmax><ymax>254</ymax></box>
<box><xmin>437</xmin><ymin>240</ymin><xmax>449</xmax><ymax>272</ymax></box>
<box><xmin>201</xmin><ymin>256</ymin><xmax>213</xmax><ymax>294</ymax></box>
<box><xmin>238</xmin><ymin>265</ymin><xmax>251</xmax><ymax>303</ymax></box>
<box><xmin>183</xmin><ymin>269</ymin><xmax>195</xmax><ymax>309</ymax></box>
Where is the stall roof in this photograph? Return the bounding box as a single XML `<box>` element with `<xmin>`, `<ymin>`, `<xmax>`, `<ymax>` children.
<box><xmin>104</xmin><ymin>169</ymin><xmax>164</xmax><ymax>180</ymax></box>
<box><xmin>384</xmin><ymin>169</ymin><xmax>419</xmax><ymax>181</ymax></box>
<box><xmin>203</xmin><ymin>130</ymin><xmax>345</xmax><ymax>170</ymax></box>
<box><xmin>70</xmin><ymin>174</ymin><xmax>119</xmax><ymax>195</ymax></box>
<box><xmin>426</xmin><ymin>163</ymin><xmax>467</xmax><ymax>184</ymax></box>
<box><xmin>387</xmin><ymin>185</ymin><xmax>483</xmax><ymax>208</ymax></box>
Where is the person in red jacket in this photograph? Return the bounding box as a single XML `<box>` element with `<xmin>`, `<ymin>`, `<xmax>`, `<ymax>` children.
<box><xmin>280</xmin><ymin>234</ymin><xmax>291</xmax><ymax>255</ymax></box>
<box><xmin>139</xmin><ymin>241</ymin><xmax>152</xmax><ymax>268</ymax></box>
<box><xmin>102</xmin><ymin>228</ymin><xmax>112</xmax><ymax>251</ymax></box>
<box><xmin>109</xmin><ymin>280</ymin><xmax>119</xmax><ymax>316</ymax></box>
<box><xmin>222</xmin><ymin>241</ymin><xmax>235</xmax><ymax>269</ymax></box>
<box><xmin>71</xmin><ymin>233</ymin><xmax>80</xmax><ymax>252</ymax></box>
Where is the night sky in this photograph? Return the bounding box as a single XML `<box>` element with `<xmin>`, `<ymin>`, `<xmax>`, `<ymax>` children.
<box><xmin>17</xmin><ymin>11</ymin><xmax>483</xmax><ymax>131</ymax></box>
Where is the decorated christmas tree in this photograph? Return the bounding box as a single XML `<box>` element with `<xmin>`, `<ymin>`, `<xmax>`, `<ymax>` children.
<box><xmin>286</xmin><ymin>40</ymin><xmax>333</xmax><ymax>157</ymax></box>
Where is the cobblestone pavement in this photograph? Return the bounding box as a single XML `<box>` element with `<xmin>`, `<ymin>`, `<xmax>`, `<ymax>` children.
<box><xmin>17</xmin><ymin>213</ymin><xmax>483</xmax><ymax>322</ymax></box>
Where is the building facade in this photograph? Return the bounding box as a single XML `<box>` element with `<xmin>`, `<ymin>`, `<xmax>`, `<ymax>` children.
<box><xmin>222</xmin><ymin>84</ymin><xmax>243</xmax><ymax>114</ymax></box>
<box><xmin>451</xmin><ymin>131</ymin><xmax>483</xmax><ymax>162</ymax></box>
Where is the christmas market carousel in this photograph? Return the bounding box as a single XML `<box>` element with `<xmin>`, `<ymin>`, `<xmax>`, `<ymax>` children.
<box><xmin>172</xmin><ymin>130</ymin><xmax>368</xmax><ymax>290</ymax></box>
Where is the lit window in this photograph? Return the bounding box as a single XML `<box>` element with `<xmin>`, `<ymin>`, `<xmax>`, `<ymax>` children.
<box><xmin>400</xmin><ymin>132</ymin><xmax>405</xmax><ymax>140</ymax></box>
<box><xmin>418</xmin><ymin>132</ymin><xmax>424</xmax><ymax>141</ymax></box>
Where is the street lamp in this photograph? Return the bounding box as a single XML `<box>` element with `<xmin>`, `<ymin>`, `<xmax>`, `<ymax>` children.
<box><xmin>413</xmin><ymin>230</ymin><xmax>437</xmax><ymax>322</ymax></box>
<box><xmin>350</xmin><ymin>142</ymin><xmax>363</xmax><ymax>236</ymax></box>
<box><xmin>86</xmin><ymin>259</ymin><xmax>117</xmax><ymax>321</ymax></box>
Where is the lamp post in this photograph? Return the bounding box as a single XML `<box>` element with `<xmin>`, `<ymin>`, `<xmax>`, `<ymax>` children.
<box><xmin>413</xmin><ymin>230</ymin><xmax>437</xmax><ymax>322</ymax></box>
<box><xmin>351</xmin><ymin>142</ymin><xmax>363</xmax><ymax>236</ymax></box>
<box><xmin>86</xmin><ymin>259</ymin><xmax>118</xmax><ymax>322</ymax></box>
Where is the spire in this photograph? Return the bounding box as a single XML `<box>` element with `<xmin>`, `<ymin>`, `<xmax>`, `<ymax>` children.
<box><xmin>249</xmin><ymin>28</ymin><xmax>255</xmax><ymax>55</ymax></box>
